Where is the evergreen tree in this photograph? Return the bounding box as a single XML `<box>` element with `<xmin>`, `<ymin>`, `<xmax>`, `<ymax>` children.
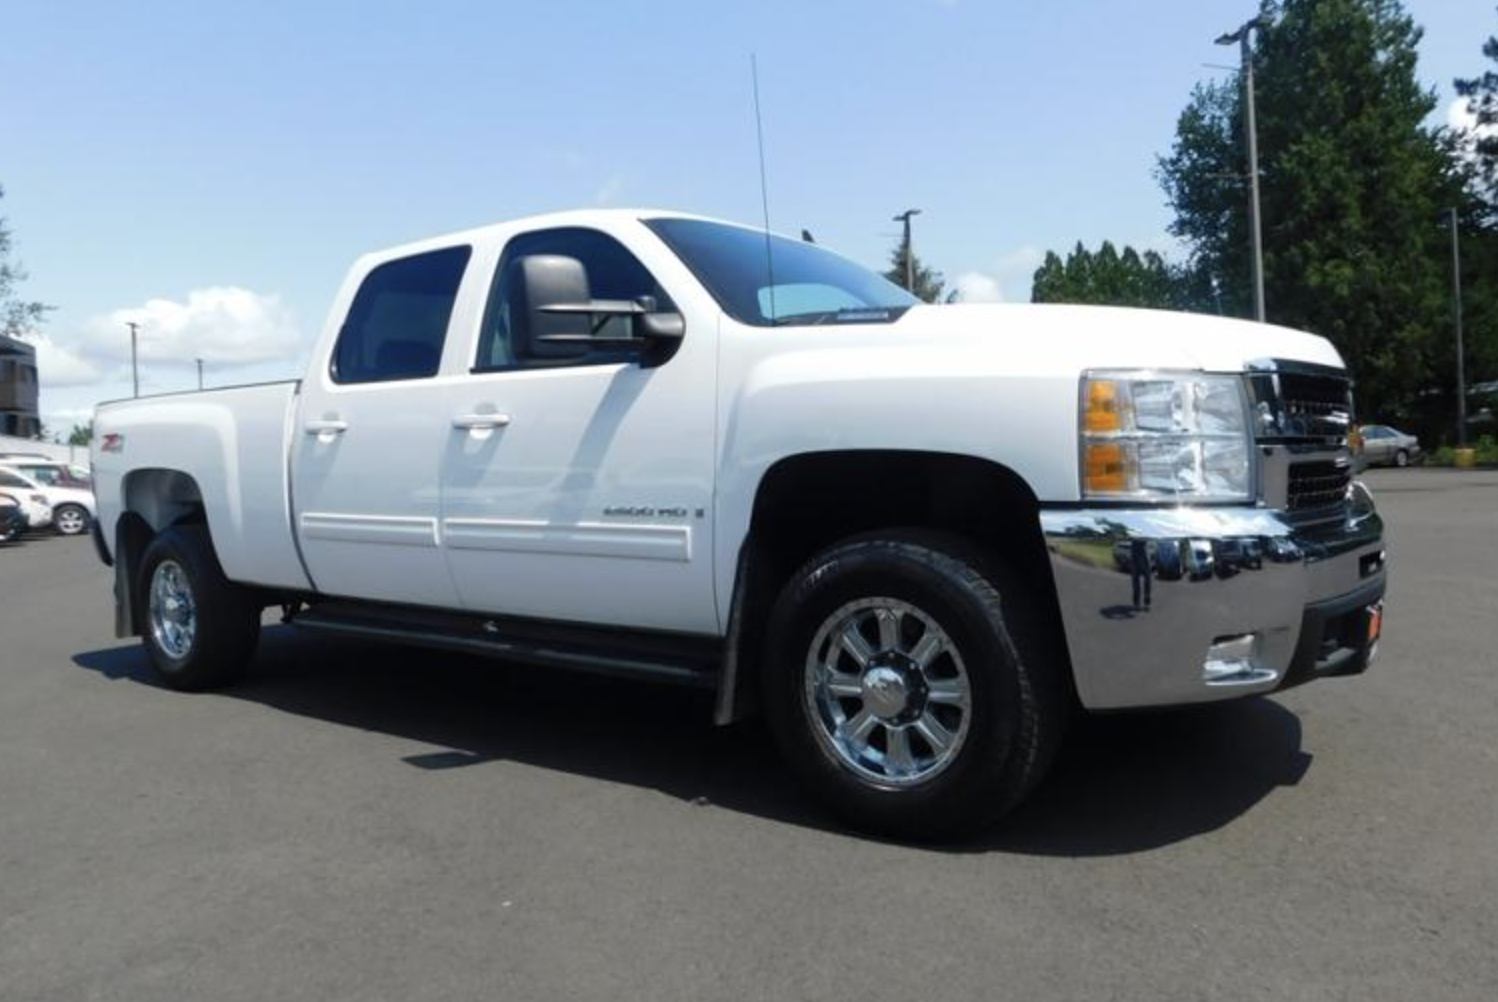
<box><xmin>1455</xmin><ymin>7</ymin><xmax>1498</xmax><ymax>213</ymax></box>
<box><xmin>1158</xmin><ymin>0</ymin><xmax>1465</xmax><ymax>421</ymax></box>
<box><xmin>1030</xmin><ymin>241</ymin><xmax>1204</xmax><ymax>310</ymax></box>
<box><xmin>884</xmin><ymin>240</ymin><xmax>947</xmax><ymax>303</ymax></box>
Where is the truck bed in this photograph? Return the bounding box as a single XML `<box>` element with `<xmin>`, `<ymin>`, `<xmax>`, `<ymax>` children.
<box><xmin>92</xmin><ymin>381</ymin><xmax>311</xmax><ymax>591</ymax></box>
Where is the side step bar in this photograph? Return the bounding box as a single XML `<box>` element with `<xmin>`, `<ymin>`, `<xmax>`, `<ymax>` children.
<box><xmin>289</xmin><ymin>600</ymin><xmax>722</xmax><ymax>689</ymax></box>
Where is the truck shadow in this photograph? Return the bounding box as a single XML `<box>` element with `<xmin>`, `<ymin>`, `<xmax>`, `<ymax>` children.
<box><xmin>73</xmin><ymin>627</ymin><xmax>1312</xmax><ymax>857</ymax></box>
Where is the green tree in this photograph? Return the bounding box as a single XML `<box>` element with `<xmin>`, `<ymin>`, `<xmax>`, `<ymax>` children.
<box><xmin>68</xmin><ymin>422</ymin><xmax>93</xmax><ymax>447</ymax></box>
<box><xmin>1157</xmin><ymin>0</ymin><xmax>1465</xmax><ymax>422</ymax></box>
<box><xmin>1030</xmin><ymin>241</ymin><xmax>1206</xmax><ymax>310</ymax></box>
<box><xmin>1453</xmin><ymin>7</ymin><xmax>1498</xmax><ymax>402</ymax></box>
<box><xmin>0</xmin><ymin>185</ymin><xmax>52</xmax><ymax>340</ymax></box>
<box><xmin>1455</xmin><ymin>7</ymin><xmax>1498</xmax><ymax>212</ymax></box>
<box><xmin>884</xmin><ymin>240</ymin><xmax>946</xmax><ymax>303</ymax></box>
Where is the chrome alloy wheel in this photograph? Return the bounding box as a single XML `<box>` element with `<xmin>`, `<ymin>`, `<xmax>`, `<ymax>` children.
<box><xmin>55</xmin><ymin>506</ymin><xmax>88</xmax><ymax>535</ymax></box>
<box><xmin>149</xmin><ymin>559</ymin><xmax>198</xmax><ymax>660</ymax></box>
<box><xmin>803</xmin><ymin>597</ymin><xmax>972</xmax><ymax>787</ymax></box>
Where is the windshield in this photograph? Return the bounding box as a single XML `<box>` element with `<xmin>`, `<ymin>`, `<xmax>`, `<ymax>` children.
<box><xmin>646</xmin><ymin>217</ymin><xmax>918</xmax><ymax>328</ymax></box>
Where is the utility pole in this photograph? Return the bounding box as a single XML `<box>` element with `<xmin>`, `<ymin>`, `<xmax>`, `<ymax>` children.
<box><xmin>1450</xmin><ymin>207</ymin><xmax>1467</xmax><ymax>448</ymax></box>
<box><xmin>892</xmin><ymin>208</ymin><xmax>922</xmax><ymax>294</ymax></box>
<box><xmin>196</xmin><ymin>358</ymin><xmax>204</xmax><ymax>391</ymax></box>
<box><xmin>1217</xmin><ymin>17</ymin><xmax>1268</xmax><ymax>323</ymax></box>
<box><xmin>126</xmin><ymin>321</ymin><xmax>140</xmax><ymax>398</ymax></box>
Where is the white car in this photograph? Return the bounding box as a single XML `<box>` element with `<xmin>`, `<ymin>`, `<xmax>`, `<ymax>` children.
<box><xmin>89</xmin><ymin>209</ymin><xmax>1387</xmax><ymax>837</ymax></box>
<box><xmin>0</xmin><ymin>468</ymin><xmax>53</xmax><ymax>531</ymax></box>
<box><xmin>0</xmin><ymin>464</ymin><xmax>89</xmax><ymax>534</ymax></box>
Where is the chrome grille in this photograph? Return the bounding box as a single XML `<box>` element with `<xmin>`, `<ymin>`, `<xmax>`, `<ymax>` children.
<box><xmin>1249</xmin><ymin>364</ymin><xmax>1353</xmax><ymax>445</ymax></box>
<box><xmin>1286</xmin><ymin>459</ymin><xmax>1353</xmax><ymax>513</ymax></box>
<box><xmin>1249</xmin><ymin>360</ymin><xmax>1355</xmax><ymax>518</ymax></box>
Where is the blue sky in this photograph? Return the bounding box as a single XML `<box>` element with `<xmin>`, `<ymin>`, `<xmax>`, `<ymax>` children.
<box><xmin>1</xmin><ymin>0</ymin><xmax>1489</xmax><ymax>431</ymax></box>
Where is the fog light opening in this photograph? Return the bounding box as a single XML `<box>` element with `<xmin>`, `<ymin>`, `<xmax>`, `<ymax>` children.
<box><xmin>1203</xmin><ymin>633</ymin><xmax>1276</xmax><ymax>686</ymax></box>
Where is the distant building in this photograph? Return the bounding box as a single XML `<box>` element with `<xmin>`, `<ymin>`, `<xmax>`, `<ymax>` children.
<box><xmin>0</xmin><ymin>334</ymin><xmax>41</xmax><ymax>438</ymax></box>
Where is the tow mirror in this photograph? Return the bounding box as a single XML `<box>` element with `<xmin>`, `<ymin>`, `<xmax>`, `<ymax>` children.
<box><xmin>517</xmin><ymin>254</ymin><xmax>684</xmax><ymax>364</ymax></box>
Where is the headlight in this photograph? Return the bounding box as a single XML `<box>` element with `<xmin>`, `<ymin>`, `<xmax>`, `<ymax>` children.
<box><xmin>1080</xmin><ymin>371</ymin><xmax>1253</xmax><ymax>502</ymax></box>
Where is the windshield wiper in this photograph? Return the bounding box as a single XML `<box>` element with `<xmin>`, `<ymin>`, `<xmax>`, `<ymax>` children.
<box><xmin>769</xmin><ymin>307</ymin><xmax>899</xmax><ymax>327</ymax></box>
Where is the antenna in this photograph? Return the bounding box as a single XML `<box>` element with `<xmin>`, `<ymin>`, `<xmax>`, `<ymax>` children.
<box><xmin>750</xmin><ymin>54</ymin><xmax>776</xmax><ymax>321</ymax></box>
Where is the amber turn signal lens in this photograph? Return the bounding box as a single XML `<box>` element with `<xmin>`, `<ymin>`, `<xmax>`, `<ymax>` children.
<box><xmin>1084</xmin><ymin>379</ymin><xmax>1122</xmax><ymax>433</ymax></box>
<box><xmin>1084</xmin><ymin>442</ymin><xmax>1128</xmax><ymax>494</ymax></box>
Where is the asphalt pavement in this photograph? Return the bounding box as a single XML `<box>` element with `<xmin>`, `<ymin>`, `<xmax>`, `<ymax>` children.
<box><xmin>1</xmin><ymin>468</ymin><xmax>1495</xmax><ymax>1001</ymax></box>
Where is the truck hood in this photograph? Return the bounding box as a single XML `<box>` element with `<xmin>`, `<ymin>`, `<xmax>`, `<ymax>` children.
<box><xmin>867</xmin><ymin>303</ymin><xmax>1344</xmax><ymax>375</ymax></box>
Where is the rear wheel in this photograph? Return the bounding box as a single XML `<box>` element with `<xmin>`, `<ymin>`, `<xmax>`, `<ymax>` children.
<box><xmin>53</xmin><ymin>504</ymin><xmax>90</xmax><ymax>536</ymax></box>
<box><xmin>139</xmin><ymin>525</ymin><xmax>261</xmax><ymax>690</ymax></box>
<box><xmin>763</xmin><ymin>532</ymin><xmax>1065</xmax><ymax>839</ymax></box>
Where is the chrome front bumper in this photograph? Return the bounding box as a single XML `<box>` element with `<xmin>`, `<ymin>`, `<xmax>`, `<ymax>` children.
<box><xmin>1040</xmin><ymin>483</ymin><xmax>1386</xmax><ymax>710</ymax></box>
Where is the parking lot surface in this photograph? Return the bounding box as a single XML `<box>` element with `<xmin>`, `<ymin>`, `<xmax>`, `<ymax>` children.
<box><xmin>1</xmin><ymin>468</ymin><xmax>1495</xmax><ymax>1001</ymax></box>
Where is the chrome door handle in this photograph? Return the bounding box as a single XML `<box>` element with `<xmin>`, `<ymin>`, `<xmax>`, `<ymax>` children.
<box><xmin>452</xmin><ymin>413</ymin><xmax>511</xmax><ymax>430</ymax></box>
<box><xmin>304</xmin><ymin>418</ymin><xmax>349</xmax><ymax>435</ymax></box>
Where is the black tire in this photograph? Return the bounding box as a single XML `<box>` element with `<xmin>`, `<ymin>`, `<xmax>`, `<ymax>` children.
<box><xmin>53</xmin><ymin>503</ymin><xmax>91</xmax><ymax>536</ymax></box>
<box><xmin>138</xmin><ymin>525</ymin><xmax>260</xmax><ymax>690</ymax></box>
<box><xmin>1395</xmin><ymin>449</ymin><xmax>1409</xmax><ymax>468</ymax></box>
<box><xmin>762</xmin><ymin>532</ymin><xmax>1066</xmax><ymax>840</ymax></box>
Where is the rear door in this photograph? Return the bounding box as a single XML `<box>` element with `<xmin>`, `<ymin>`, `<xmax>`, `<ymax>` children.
<box><xmin>290</xmin><ymin>244</ymin><xmax>478</xmax><ymax>608</ymax></box>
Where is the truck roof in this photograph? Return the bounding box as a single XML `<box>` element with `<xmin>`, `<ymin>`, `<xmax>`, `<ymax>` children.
<box><xmin>358</xmin><ymin>208</ymin><xmax>771</xmax><ymax>267</ymax></box>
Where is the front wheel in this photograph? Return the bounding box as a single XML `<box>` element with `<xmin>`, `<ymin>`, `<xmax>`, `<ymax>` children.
<box><xmin>53</xmin><ymin>504</ymin><xmax>90</xmax><ymax>536</ymax></box>
<box><xmin>763</xmin><ymin>533</ymin><xmax>1065</xmax><ymax>839</ymax></box>
<box><xmin>1395</xmin><ymin>449</ymin><xmax>1410</xmax><ymax>468</ymax></box>
<box><xmin>139</xmin><ymin>525</ymin><xmax>261</xmax><ymax>690</ymax></box>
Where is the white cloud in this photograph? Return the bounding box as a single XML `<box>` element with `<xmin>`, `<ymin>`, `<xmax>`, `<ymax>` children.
<box><xmin>1448</xmin><ymin>96</ymin><xmax>1477</xmax><ymax>133</ymax></box>
<box><xmin>951</xmin><ymin>271</ymin><xmax>1004</xmax><ymax>303</ymax></box>
<box><xmin>593</xmin><ymin>174</ymin><xmax>626</xmax><ymax>206</ymax></box>
<box><xmin>1448</xmin><ymin>95</ymin><xmax>1495</xmax><ymax>165</ymax></box>
<box><xmin>80</xmin><ymin>286</ymin><xmax>301</xmax><ymax>367</ymax></box>
<box><xmin>949</xmin><ymin>246</ymin><xmax>1046</xmax><ymax>303</ymax></box>
<box><xmin>28</xmin><ymin>334</ymin><xmax>103</xmax><ymax>387</ymax></box>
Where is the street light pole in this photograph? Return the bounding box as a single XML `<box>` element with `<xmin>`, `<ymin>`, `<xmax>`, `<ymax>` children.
<box><xmin>892</xmin><ymin>208</ymin><xmax>922</xmax><ymax>294</ymax></box>
<box><xmin>1218</xmin><ymin>18</ymin><xmax>1268</xmax><ymax>323</ymax></box>
<box><xmin>1450</xmin><ymin>207</ymin><xmax>1467</xmax><ymax>448</ymax></box>
<box><xmin>196</xmin><ymin>358</ymin><xmax>204</xmax><ymax>391</ymax></box>
<box><xmin>126</xmin><ymin>321</ymin><xmax>140</xmax><ymax>398</ymax></box>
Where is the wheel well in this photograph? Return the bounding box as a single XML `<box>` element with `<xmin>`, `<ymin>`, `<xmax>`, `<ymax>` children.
<box><xmin>719</xmin><ymin>450</ymin><xmax>1073</xmax><ymax>722</ymax></box>
<box><xmin>122</xmin><ymin>469</ymin><xmax>207</xmax><ymax>532</ymax></box>
<box><xmin>114</xmin><ymin>470</ymin><xmax>209</xmax><ymax>636</ymax></box>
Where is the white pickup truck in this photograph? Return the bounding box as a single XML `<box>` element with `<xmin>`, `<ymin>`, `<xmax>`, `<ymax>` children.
<box><xmin>91</xmin><ymin>210</ymin><xmax>1386</xmax><ymax>836</ymax></box>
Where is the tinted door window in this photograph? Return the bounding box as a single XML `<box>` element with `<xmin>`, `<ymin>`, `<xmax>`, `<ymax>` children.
<box><xmin>476</xmin><ymin>228</ymin><xmax>674</xmax><ymax>371</ymax></box>
<box><xmin>333</xmin><ymin>246</ymin><xmax>472</xmax><ymax>384</ymax></box>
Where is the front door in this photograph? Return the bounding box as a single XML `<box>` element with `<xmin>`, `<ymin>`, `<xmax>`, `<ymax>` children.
<box><xmin>291</xmin><ymin>244</ymin><xmax>478</xmax><ymax>608</ymax></box>
<box><xmin>439</xmin><ymin>225</ymin><xmax>719</xmax><ymax>635</ymax></box>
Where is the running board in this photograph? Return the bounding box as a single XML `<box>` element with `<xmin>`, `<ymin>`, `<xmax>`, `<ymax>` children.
<box><xmin>290</xmin><ymin>600</ymin><xmax>722</xmax><ymax>689</ymax></box>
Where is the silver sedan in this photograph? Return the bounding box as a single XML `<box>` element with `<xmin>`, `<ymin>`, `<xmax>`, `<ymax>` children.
<box><xmin>1359</xmin><ymin>424</ymin><xmax>1421</xmax><ymax>467</ymax></box>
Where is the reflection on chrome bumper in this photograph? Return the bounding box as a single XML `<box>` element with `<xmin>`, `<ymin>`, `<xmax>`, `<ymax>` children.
<box><xmin>1041</xmin><ymin>482</ymin><xmax>1386</xmax><ymax>710</ymax></box>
